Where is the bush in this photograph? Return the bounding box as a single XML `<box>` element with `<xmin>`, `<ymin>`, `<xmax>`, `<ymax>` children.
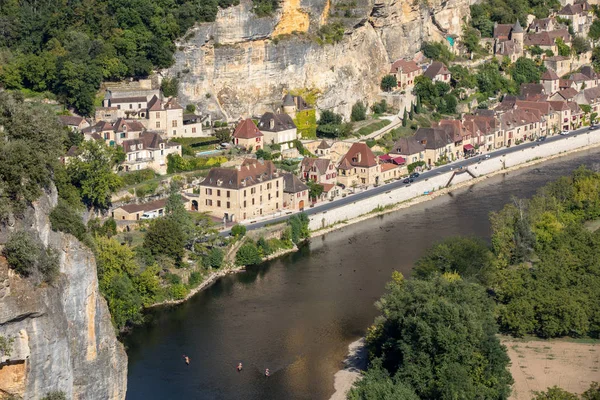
<box><xmin>371</xmin><ymin>100</ymin><xmax>388</xmax><ymax>115</ymax></box>
<box><xmin>205</xmin><ymin>247</ymin><xmax>225</xmax><ymax>268</ymax></box>
<box><xmin>165</xmin><ymin>272</ymin><xmax>182</xmax><ymax>285</ymax></box>
<box><xmin>287</xmin><ymin>213</ymin><xmax>310</xmax><ymax>244</ymax></box>
<box><xmin>380</xmin><ymin>75</ymin><xmax>397</xmax><ymax>92</ymax></box>
<box><xmin>257</xmin><ymin>237</ymin><xmax>271</xmax><ymax>255</ymax></box>
<box><xmin>231</xmin><ymin>224</ymin><xmax>247</xmax><ymax>237</ymax></box>
<box><xmin>351</xmin><ymin>101</ymin><xmax>367</xmax><ymax>121</ymax></box>
<box><xmin>407</xmin><ymin>161</ymin><xmax>425</xmax><ymax>173</ymax></box>
<box><xmin>3</xmin><ymin>230</ymin><xmax>59</xmax><ymax>282</ymax></box>
<box><xmin>169</xmin><ymin>283</ymin><xmax>189</xmax><ymax>300</ymax></box>
<box><xmin>235</xmin><ymin>242</ymin><xmax>262</xmax><ymax>266</ymax></box>
<box><xmin>317</xmin><ymin>22</ymin><xmax>345</xmax><ymax>44</ymax></box>
<box><xmin>41</xmin><ymin>392</ymin><xmax>67</xmax><ymax>400</ymax></box>
<box><xmin>161</xmin><ymin>77</ymin><xmax>179</xmax><ymax>97</ymax></box>
<box><xmin>121</xmin><ymin>169</ymin><xmax>157</xmax><ymax>186</ymax></box>
<box><xmin>188</xmin><ymin>271</ymin><xmax>203</xmax><ymax>287</ymax></box>
<box><xmin>143</xmin><ymin>218</ymin><xmax>186</xmax><ymax>262</ymax></box>
<box><xmin>49</xmin><ymin>200</ymin><xmax>87</xmax><ymax>241</ymax></box>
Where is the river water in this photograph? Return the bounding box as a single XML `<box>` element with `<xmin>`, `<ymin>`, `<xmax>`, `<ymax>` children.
<box><xmin>125</xmin><ymin>149</ymin><xmax>600</xmax><ymax>400</ymax></box>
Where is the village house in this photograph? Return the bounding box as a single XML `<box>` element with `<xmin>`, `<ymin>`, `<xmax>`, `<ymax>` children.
<box><xmin>541</xmin><ymin>69</ymin><xmax>560</xmax><ymax>95</ymax></box>
<box><xmin>423</xmin><ymin>61</ymin><xmax>451</xmax><ymax>83</ymax></box>
<box><xmin>232</xmin><ymin>118</ymin><xmax>263</xmax><ymax>152</ymax></box>
<box><xmin>499</xmin><ymin>108</ymin><xmax>543</xmax><ymax>146</ymax></box>
<box><xmin>121</xmin><ymin>131</ymin><xmax>182</xmax><ymax>174</ymax></box>
<box><xmin>337</xmin><ymin>143</ymin><xmax>381</xmax><ymax>188</ymax></box>
<box><xmin>389</xmin><ymin>59</ymin><xmax>423</xmax><ymax>89</ymax></box>
<box><xmin>58</xmin><ymin>115</ymin><xmax>90</xmax><ymax>131</ymax></box>
<box><xmin>281</xmin><ymin>94</ymin><xmax>311</xmax><ymax>119</ymax></box>
<box><xmin>544</xmin><ymin>56</ymin><xmax>572</xmax><ymax>76</ymax></box>
<box><xmin>389</xmin><ymin>136</ymin><xmax>426</xmax><ymax>164</ymax></box>
<box><xmin>514</xmin><ymin>100</ymin><xmax>552</xmax><ymax>136</ymax></box>
<box><xmin>82</xmin><ymin>119</ymin><xmax>146</xmax><ymax>146</ymax></box>
<box><xmin>550</xmin><ymin>87</ymin><xmax>579</xmax><ymax>102</ymax></box>
<box><xmin>574</xmin><ymin>86</ymin><xmax>600</xmax><ymax>113</ymax></box>
<box><xmin>282</xmin><ymin>173</ymin><xmax>309</xmax><ymax>210</ymax></box>
<box><xmin>528</xmin><ymin>17</ymin><xmax>556</xmax><ymax>33</ymax></box>
<box><xmin>557</xmin><ymin>1</ymin><xmax>593</xmax><ymax>36</ymax></box>
<box><xmin>462</xmin><ymin>112</ymin><xmax>499</xmax><ymax>152</ymax></box>
<box><xmin>197</xmin><ymin>159</ymin><xmax>284</xmax><ymax>222</ymax></box>
<box><xmin>413</xmin><ymin>127</ymin><xmax>455</xmax><ymax>165</ymax></box>
<box><xmin>548</xmin><ymin>101</ymin><xmax>574</xmax><ymax>131</ymax></box>
<box><xmin>524</xmin><ymin>29</ymin><xmax>571</xmax><ymax>55</ymax></box>
<box><xmin>314</xmin><ymin>139</ymin><xmax>332</xmax><ymax>157</ymax></box>
<box><xmin>112</xmin><ymin>199</ymin><xmax>167</xmax><ymax>221</ymax></box>
<box><xmin>257</xmin><ymin>112</ymin><xmax>298</xmax><ymax>149</ymax></box>
<box><xmin>493</xmin><ymin>21</ymin><xmax>524</xmax><ymax>62</ymax></box>
<box><xmin>300</xmin><ymin>157</ymin><xmax>337</xmax><ymax>185</ymax></box>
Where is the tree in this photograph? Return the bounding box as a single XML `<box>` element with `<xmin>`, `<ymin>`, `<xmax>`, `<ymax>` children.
<box><xmin>255</xmin><ymin>148</ymin><xmax>272</xmax><ymax>160</ymax></box>
<box><xmin>371</xmin><ymin>100</ymin><xmax>388</xmax><ymax>115</ymax></box>
<box><xmin>415</xmin><ymin>95</ymin><xmax>422</xmax><ymax>113</ymax></box>
<box><xmin>143</xmin><ymin>218</ymin><xmax>186</xmax><ymax>262</ymax></box>
<box><xmin>287</xmin><ymin>213</ymin><xmax>310</xmax><ymax>244</ymax></box>
<box><xmin>380</xmin><ymin>75</ymin><xmax>397</xmax><ymax>92</ymax></box>
<box><xmin>572</xmin><ymin>36</ymin><xmax>591</xmax><ymax>55</ymax></box>
<box><xmin>215</xmin><ymin>128</ymin><xmax>232</xmax><ymax>143</ymax></box>
<box><xmin>402</xmin><ymin>108</ymin><xmax>408</xmax><ymax>127</ymax></box>
<box><xmin>205</xmin><ymin>247</ymin><xmax>225</xmax><ymax>268</ymax></box>
<box><xmin>462</xmin><ymin>25</ymin><xmax>483</xmax><ymax>54</ymax></box>
<box><xmin>231</xmin><ymin>224</ymin><xmax>247</xmax><ymax>237</ymax></box>
<box><xmin>307</xmin><ymin>181</ymin><xmax>324</xmax><ymax>201</ymax></box>
<box><xmin>235</xmin><ymin>242</ymin><xmax>262</xmax><ymax>266</ymax></box>
<box><xmin>67</xmin><ymin>140</ymin><xmax>122</xmax><ymax>210</ymax></box>
<box><xmin>318</xmin><ymin>110</ymin><xmax>343</xmax><ymax>125</ymax></box>
<box><xmin>3</xmin><ymin>230</ymin><xmax>59</xmax><ymax>282</ymax></box>
<box><xmin>556</xmin><ymin>38</ymin><xmax>571</xmax><ymax>57</ymax></box>
<box><xmin>348</xmin><ymin>360</ymin><xmax>420</xmax><ymax>400</ymax></box>
<box><xmin>413</xmin><ymin>237</ymin><xmax>496</xmax><ymax>285</ymax></box>
<box><xmin>351</xmin><ymin>101</ymin><xmax>367</xmax><ymax>121</ymax></box>
<box><xmin>365</xmin><ymin>274</ymin><xmax>513</xmax><ymax>400</ymax></box>
<box><xmin>590</xmin><ymin>20</ymin><xmax>600</xmax><ymax>41</ymax></box>
<box><xmin>532</xmin><ymin>387</ymin><xmax>579</xmax><ymax>400</ymax></box>
<box><xmin>161</xmin><ymin>77</ymin><xmax>179</xmax><ymax>97</ymax></box>
<box><xmin>185</xmin><ymin>104</ymin><xmax>196</xmax><ymax>114</ymax></box>
<box><xmin>511</xmin><ymin>57</ymin><xmax>544</xmax><ymax>86</ymax></box>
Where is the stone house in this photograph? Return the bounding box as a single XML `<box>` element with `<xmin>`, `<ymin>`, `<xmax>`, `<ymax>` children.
<box><xmin>558</xmin><ymin>1</ymin><xmax>593</xmax><ymax>36</ymax></box>
<box><xmin>541</xmin><ymin>69</ymin><xmax>560</xmax><ymax>95</ymax></box>
<box><xmin>102</xmin><ymin>96</ymin><xmax>149</xmax><ymax>118</ymax></box>
<box><xmin>413</xmin><ymin>127</ymin><xmax>456</xmax><ymax>165</ymax></box>
<box><xmin>257</xmin><ymin>112</ymin><xmax>298</xmax><ymax>149</ymax></box>
<box><xmin>550</xmin><ymin>87</ymin><xmax>579</xmax><ymax>102</ymax></box>
<box><xmin>493</xmin><ymin>21</ymin><xmax>524</xmax><ymax>62</ymax></box>
<box><xmin>232</xmin><ymin>118</ymin><xmax>263</xmax><ymax>152</ymax></box>
<box><xmin>389</xmin><ymin>59</ymin><xmax>423</xmax><ymax>89</ymax></box>
<box><xmin>283</xmin><ymin>173</ymin><xmax>309</xmax><ymax>210</ymax></box>
<box><xmin>544</xmin><ymin>56</ymin><xmax>572</xmax><ymax>76</ymax></box>
<box><xmin>121</xmin><ymin>132</ymin><xmax>182</xmax><ymax>174</ymax></box>
<box><xmin>548</xmin><ymin>101</ymin><xmax>574</xmax><ymax>131</ymax></box>
<box><xmin>528</xmin><ymin>17</ymin><xmax>556</xmax><ymax>33</ymax></box>
<box><xmin>281</xmin><ymin>94</ymin><xmax>311</xmax><ymax>119</ymax></box>
<box><xmin>389</xmin><ymin>136</ymin><xmax>426</xmax><ymax>164</ymax></box>
<box><xmin>82</xmin><ymin>119</ymin><xmax>145</xmax><ymax>147</ymax></box>
<box><xmin>423</xmin><ymin>61</ymin><xmax>451</xmax><ymax>83</ymax></box>
<box><xmin>300</xmin><ymin>157</ymin><xmax>337</xmax><ymax>185</ymax></box>
<box><xmin>58</xmin><ymin>115</ymin><xmax>90</xmax><ymax>131</ymax></box>
<box><xmin>499</xmin><ymin>108</ymin><xmax>543</xmax><ymax>145</ymax></box>
<box><xmin>524</xmin><ymin>30</ymin><xmax>571</xmax><ymax>55</ymax></box>
<box><xmin>337</xmin><ymin>143</ymin><xmax>381</xmax><ymax>188</ymax></box>
<box><xmin>574</xmin><ymin>86</ymin><xmax>600</xmax><ymax>113</ymax></box>
<box><xmin>315</xmin><ymin>139</ymin><xmax>332</xmax><ymax>157</ymax></box>
<box><xmin>197</xmin><ymin>159</ymin><xmax>284</xmax><ymax>222</ymax></box>
<box><xmin>462</xmin><ymin>113</ymin><xmax>499</xmax><ymax>152</ymax></box>
<box><xmin>111</xmin><ymin>199</ymin><xmax>167</xmax><ymax>221</ymax></box>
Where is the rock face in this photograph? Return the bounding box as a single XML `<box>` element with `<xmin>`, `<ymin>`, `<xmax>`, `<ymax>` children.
<box><xmin>0</xmin><ymin>190</ymin><xmax>127</xmax><ymax>400</ymax></box>
<box><xmin>170</xmin><ymin>0</ymin><xmax>475</xmax><ymax>119</ymax></box>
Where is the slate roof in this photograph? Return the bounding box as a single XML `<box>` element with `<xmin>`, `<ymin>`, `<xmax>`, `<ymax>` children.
<box><xmin>555</xmin><ymin>88</ymin><xmax>579</xmax><ymax>100</ymax></box>
<box><xmin>117</xmin><ymin>199</ymin><xmax>167</xmax><ymax>214</ymax></box>
<box><xmin>282</xmin><ymin>173</ymin><xmax>309</xmax><ymax>194</ymax></box>
<box><xmin>58</xmin><ymin>115</ymin><xmax>85</xmax><ymax>126</ymax></box>
<box><xmin>390</xmin><ymin>136</ymin><xmax>426</xmax><ymax>155</ymax></box>
<box><xmin>282</xmin><ymin>94</ymin><xmax>295</xmax><ymax>107</ymax></box>
<box><xmin>110</xmin><ymin>96</ymin><xmax>148</xmax><ymax>104</ymax></box>
<box><xmin>424</xmin><ymin>62</ymin><xmax>450</xmax><ymax>79</ymax></box>
<box><xmin>201</xmin><ymin>159</ymin><xmax>279</xmax><ymax>190</ymax></box>
<box><xmin>121</xmin><ymin>131</ymin><xmax>173</xmax><ymax>153</ymax></box>
<box><xmin>147</xmin><ymin>95</ymin><xmax>163</xmax><ymax>111</ymax></box>
<box><xmin>317</xmin><ymin>139</ymin><xmax>331</xmax><ymax>149</ymax></box>
<box><xmin>414</xmin><ymin>127</ymin><xmax>453</xmax><ymax>150</ymax></box>
<box><xmin>257</xmin><ymin>112</ymin><xmax>297</xmax><ymax>132</ymax></box>
<box><xmin>301</xmin><ymin>157</ymin><xmax>331</xmax><ymax>175</ymax></box>
<box><xmin>494</xmin><ymin>24</ymin><xmax>513</xmax><ymax>40</ymax></box>
<box><xmin>233</xmin><ymin>119</ymin><xmax>263</xmax><ymax>139</ymax></box>
<box><xmin>541</xmin><ymin>69</ymin><xmax>559</xmax><ymax>80</ymax></box>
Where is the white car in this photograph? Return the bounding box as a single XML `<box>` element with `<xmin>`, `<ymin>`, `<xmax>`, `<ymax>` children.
<box><xmin>560</xmin><ymin>130</ymin><xmax>569</xmax><ymax>135</ymax></box>
<box><xmin>141</xmin><ymin>212</ymin><xmax>158</xmax><ymax>219</ymax></box>
<box><xmin>483</xmin><ymin>154</ymin><xmax>491</xmax><ymax>159</ymax></box>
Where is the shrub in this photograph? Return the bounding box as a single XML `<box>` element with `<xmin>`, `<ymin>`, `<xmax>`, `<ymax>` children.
<box><xmin>235</xmin><ymin>242</ymin><xmax>262</xmax><ymax>266</ymax></box>
<box><xmin>49</xmin><ymin>200</ymin><xmax>87</xmax><ymax>241</ymax></box>
<box><xmin>165</xmin><ymin>273</ymin><xmax>182</xmax><ymax>285</ymax></box>
<box><xmin>351</xmin><ymin>101</ymin><xmax>367</xmax><ymax>121</ymax></box>
<box><xmin>380</xmin><ymin>75</ymin><xmax>397</xmax><ymax>92</ymax></box>
<box><xmin>169</xmin><ymin>283</ymin><xmax>189</xmax><ymax>300</ymax></box>
<box><xmin>121</xmin><ymin>169</ymin><xmax>157</xmax><ymax>186</ymax></box>
<box><xmin>257</xmin><ymin>237</ymin><xmax>271</xmax><ymax>255</ymax></box>
<box><xmin>188</xmin><ymin>271</ymin><xmax>203</xmax><ymax>287</ymax></box>
<box><xmin>161</xmin><ymin>77</ymin><xmax>179</xmax><ymax>97</ymax></box>
<box><xmin>287</xmin><ymin>213</ymin><xmax>310</xmax><ymax>244</ymax></box>
<box><xmin>41</xmin><ymin>392</ymin><xmax>67</xmax><ymax>400</ymax></box>
<box><xmin>231</xmin><ymin>224</ymin><xmax>247</xmax><ymax>237</ymax></box>
<box><xmin>407</xmin><ymin>161</ymin><xmax>425</xmax><ymax>173</ymax></box>
<box><xmin>205</xmin><ymin>247</ymin><xmax>224</xmax><ymax>268</ymax></box>
<box><xmin>143</xmin><ymin>218</ymin><xmax>186</xmax><ymax>262</ymax></box>
<box><xmin>3</xmin><ymin>230</ymin><xmax>59</xmax><ymax>282</ymax></box>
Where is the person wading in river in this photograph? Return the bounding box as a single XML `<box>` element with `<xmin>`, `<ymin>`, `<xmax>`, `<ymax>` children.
<box><xmin>237</xmin><ymin>363</ymin><xmax>243</xmax><ymax>372</ymax></box>
<box><xmin>183</xmin><ymin>355</ymin><xmax>190</xmax><ymax>365</ymax></box>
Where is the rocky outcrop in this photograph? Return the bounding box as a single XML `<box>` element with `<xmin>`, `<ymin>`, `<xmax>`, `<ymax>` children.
<box><xmin>170</xmin><ymin>0</ymin><xmax>475</xmax><ymax>119</ymax></box>
<box><xmin>0</xmin><ymin>190</ymin><xmax>127</xmax><ymax>400</ymax></box>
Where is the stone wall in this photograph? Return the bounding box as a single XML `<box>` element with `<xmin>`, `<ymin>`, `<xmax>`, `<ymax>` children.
<box><xmin>0</xmin><ymin>190</ymin><xmax>127</xmax><ymax>400</ymax></box>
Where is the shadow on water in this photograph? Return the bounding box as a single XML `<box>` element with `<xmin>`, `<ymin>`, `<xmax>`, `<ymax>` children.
<box><xmin>125</xmin><ymin>148</ymin><xmax>600</xmax><ymax>400</ymax></box>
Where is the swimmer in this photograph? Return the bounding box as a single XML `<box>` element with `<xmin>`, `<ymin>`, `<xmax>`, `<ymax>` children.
<box><xmin>265</xmin><ymin>368</ymin><xmax>270</xmax><ymax>377</ymax></box>
<box><xmin>183</xmin><ymin>355</ymin><xmax>190</xmax><ymax>365</ymax></box>
<box><xmin>237</xmin><ymin>363</ymin><xmax>243</xmax><ymax>372</ymax></box>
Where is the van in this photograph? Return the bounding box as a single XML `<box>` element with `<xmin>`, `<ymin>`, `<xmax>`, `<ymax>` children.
<box><xmin>141</xmin><ymin>211</ymin><xmax>158</xmax><ymax>219</ymax></box>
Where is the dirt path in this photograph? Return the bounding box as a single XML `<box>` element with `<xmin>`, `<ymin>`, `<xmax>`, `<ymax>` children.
<box><xmin>503</xmin><ymin>338</ymin><xmax>600</xmax><ymax>399</ymax></box>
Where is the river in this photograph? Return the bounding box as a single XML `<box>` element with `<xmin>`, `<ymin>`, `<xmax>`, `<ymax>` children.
<box><xmin>124</xmin><ymin>148</ymin><xmax>600</xmax><ymax>400</ymax></box>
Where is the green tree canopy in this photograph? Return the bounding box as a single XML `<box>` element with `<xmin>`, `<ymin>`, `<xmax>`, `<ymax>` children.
<box><xmin>351</xmin><ymin>101</ymin><xmax>367</xmax><ymax>121</ymax></box>
<box><xmin>380</xmin><ymin>75</ymin><xmax>397</xmax><ymax>92</ymax></box>
<box><xmin>511</xmin><ymin>57</ymin><xmax>545</xmax><ymax>87</ymax></box>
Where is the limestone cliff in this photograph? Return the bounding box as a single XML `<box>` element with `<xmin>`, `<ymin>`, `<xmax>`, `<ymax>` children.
<box><xmin>170</xmin><ymin>0</ymin><xmax>475</xmax><ymax>119</ymax></box>
<box><xmin>0</xmin><ymin>190</ymin><xmax>127</xmax><ymax>400</ymax></box>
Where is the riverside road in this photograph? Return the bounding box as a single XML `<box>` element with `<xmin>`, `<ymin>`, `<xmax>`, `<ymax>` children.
<box><xmin>221</xmin><ymin>126</ymin><xmax>598</xmax><ymax>235</ymax></box>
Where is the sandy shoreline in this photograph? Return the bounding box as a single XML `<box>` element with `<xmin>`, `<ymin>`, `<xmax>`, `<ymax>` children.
<box><xmin>329</xmin><ymin>338</ymin><xmax>368</xmax><ymax>400</ymax></box>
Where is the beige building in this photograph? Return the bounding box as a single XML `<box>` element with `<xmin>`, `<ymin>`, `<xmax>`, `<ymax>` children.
<box><xmin>544</xmin><ymin>56</ymin><xmax>572</xmax><ymax>76</ymax></box>
<box><xmin>389</xmin><ymin>137</ymin><xmax>426</xmax><ymax>164</ymax></box>
<box><xmin>121</xmin><ymin>132</ymin><xmax>182</xmax><ymax>174</ymax></box>
<box><xmin>389</xmin><ymin>59</ymin><xmax>423</xmax><ymax>89</ymax></box>
<box><xmin>232</xmin><ymin>119</ymin><xmax>263</xmax><ymax>151</ymax></box>
<box><xmin>414</xmin><ymin>127</ymin><xmax>456</xmax><ymax>165</ymax></box>
<box><xmin>541</xmin><ymin>69</ymin><xmax>560</xmax><ymax>95</ymax></box>
<box><xmin>58</xmin><ymin>115</ymin><xmax>90</xmax><ymax>131</ymax></box>
<box><xmin>283</xmin><ymin>174</ymin><xmax>309</xmax><ymax>210</ymax></box>
<box><xmin>197</xmin><ymin>159</ymin><xmax>284</xmax><ymax>222</ymax></box>
<box><xmin>300</xmin><ymin>157</ymin><xmax>337</xmax><ymax>185</ymax></box>
<box><xmin>258</xmin><ymin>112</ymin><xmax>298</xmax><ymax>148</ymax></box>
<box><xmin>493</xmin><ymin>21</ymin><xmax>524</xmax><ymax>62</ymax></box>
<box><xmin>499</xmin><ymin>108</ymin><xmax>543</xmax><ymax>145</ymax></box>
<box><xmin>337</xmin><ymin>143</ymin><xmax>381</xmax><ymax>188</ymax></box>
<box><xmin>112</xmin><ymin>199</ymin><xmax>167</xmax><ymax>221</ymax></box>
<box><xmin>423</xmin><ymin>61</ymin><xmax>452</xmax><ymax>83</ymax></box>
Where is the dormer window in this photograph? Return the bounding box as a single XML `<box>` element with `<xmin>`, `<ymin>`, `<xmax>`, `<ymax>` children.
<box><xmin>270</xmin><ymin>119</ymin><xmax>275</xmax><ymax>129</ymax></box>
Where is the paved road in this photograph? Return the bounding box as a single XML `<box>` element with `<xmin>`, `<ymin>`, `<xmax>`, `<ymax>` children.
<box><xmin>220</xmin><ymin>127</ymin><xmax>596</xmax><ymax>236</ymax></box>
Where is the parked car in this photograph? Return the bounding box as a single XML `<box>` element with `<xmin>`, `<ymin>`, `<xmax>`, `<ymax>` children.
<box><xmin>483</xmin><ymin>154</ymin><xmax>491</xmax><ymax>159</ymax></box>
<box><xmin>409</xmin><ymin>172</ymin><xmax>420</xmax><ymax>179</ymax></box>
<box><xmin>141</xmin><ymin>212</ymin><xmax>158</xmax><ymax>219</ymax></box>
<box><xmin>537</xmin><ymin>136</ymin><xmax>547</xmax><ymax>142</ymax></box>
<box><xmin>403</xmin><ymin>178</ymin><xmax>414</xmax><ymax>184</ymax></box>
<box><xmin>589</xmin><ymin>125</ymin><xmax>598</xmax><ymax>131</ymax></box>
<box><xmin>560</xmin><ymin>130</ymin><xmax>569</xmax><ymax>135</ymax></box>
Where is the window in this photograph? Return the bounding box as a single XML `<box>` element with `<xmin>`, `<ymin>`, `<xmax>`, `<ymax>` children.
<box><xmin>206</xmin><ymin>188</ymin><xmax>212</xmax><ymax>195</ymax></box>
<box><xmin>161</xmin><ymin>150</ymin><xmax>164</xmax><ymax>156</ymax></box>
<box><xmin>172</xmin><ymin>120</ymin><xmax>178</xmax><ymax>127</ymax></box>
<box><xmin>244</xmin><ymin>190</ymin><xmax>247</xmax><ymax>197</ymax></box>
<box><xmin>138</xmin><ymin>103</ymin><xmax>141</xmax><ymax>108</ymax></box>
<box><xmin>260</xmin><ymin>196</ymin><xmax>263</xmax><ymax>203</ymax></box>
<box><xmin>252</xmin><ymin>198</ymin><xmax>255</xmax><ymax>205</ymax></box>
<box><xmin>117</xmin><ymin>105</ymin><xmax>121</xmax><ymax>110</ymax></box>
<box><xmin>217</xmin><ymin>190</ymin><xmax>221</xmax><ymax>196</ymax></box>
<box><xmin>129</xmin><ymin>104</ymin><xmax>132</xmax><ymax>109</ymax></box>
<box><xmin>156</xmin><ymin>112</ymin><xmax>160</xmax><ymax>118</ymax></box>
<box><xmin>192</xmin><ymin>127</ymin><xmax>196</xmax><ymax>133</ymax></box>
<box><xmin>243</xmin><ymin>201</ymin><xmax>246</xmax><ymax>207</ymax></box>
<box><xmin>206</xmin><ymin>199</ymin><xmax>212</xmax><ymax>206</ymax></box>
<box><xmin>217</xmin><ymin>200</ymin><xmax>221</xmax><ymax>207</ymax></box>
<box><xmin>276</xmin><ymin>203</ymin><xmax>278</xmax><ymax>209</ymax></box>
<box><xmin>268</xmin><ymin>193</ymin><xmax>271</xmax><ymax>200</ymax></box>
<box><xmin>156</xmin><ymin>122</ymin><xmax>160</xmax><ymax>128</ymax></box>
<box><xmin>276</xmin><ymin>180</ymin><xmax>279</xmax><ymax>188</ymax></box>
<box><xmin>227</xmin><ymin>191</ymin><xmax>230</xmax><ymax>198</ymax></box>
<box><xmin>120</xmin><ymin>132</ymin><xmax>126</xmax><ymax>139</ymax></box>
<box><xmin>227</xmin><ymin>202</ymin><xmax>230</xmax><ymax>209</ymax></box>
<box><xmin>276</xmin><ymin>191</ymin><xmax>279</xmax><ymax>198</ymax></box>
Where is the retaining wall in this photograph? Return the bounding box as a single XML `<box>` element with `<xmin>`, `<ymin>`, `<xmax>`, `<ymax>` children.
<box><xmin>309</xmin><ymin>132</ymin><xmax>600</xmax><ymax>231</ymax></box>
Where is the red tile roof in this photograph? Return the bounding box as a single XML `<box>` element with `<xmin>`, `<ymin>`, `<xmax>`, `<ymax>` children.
<box><xmin>390</xmin><ymin>59</ymin><xmax>420</xmax><ymax>74</ymax></box>
<box><xmin>233</xmin><ymin>119</ymin><xmax>263</xmax><ymax>139</ymax></box>
<box><xmin>339</xmin><ymin>143</ymin><xmax>378</xmax><ymax>168</ymax></box>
